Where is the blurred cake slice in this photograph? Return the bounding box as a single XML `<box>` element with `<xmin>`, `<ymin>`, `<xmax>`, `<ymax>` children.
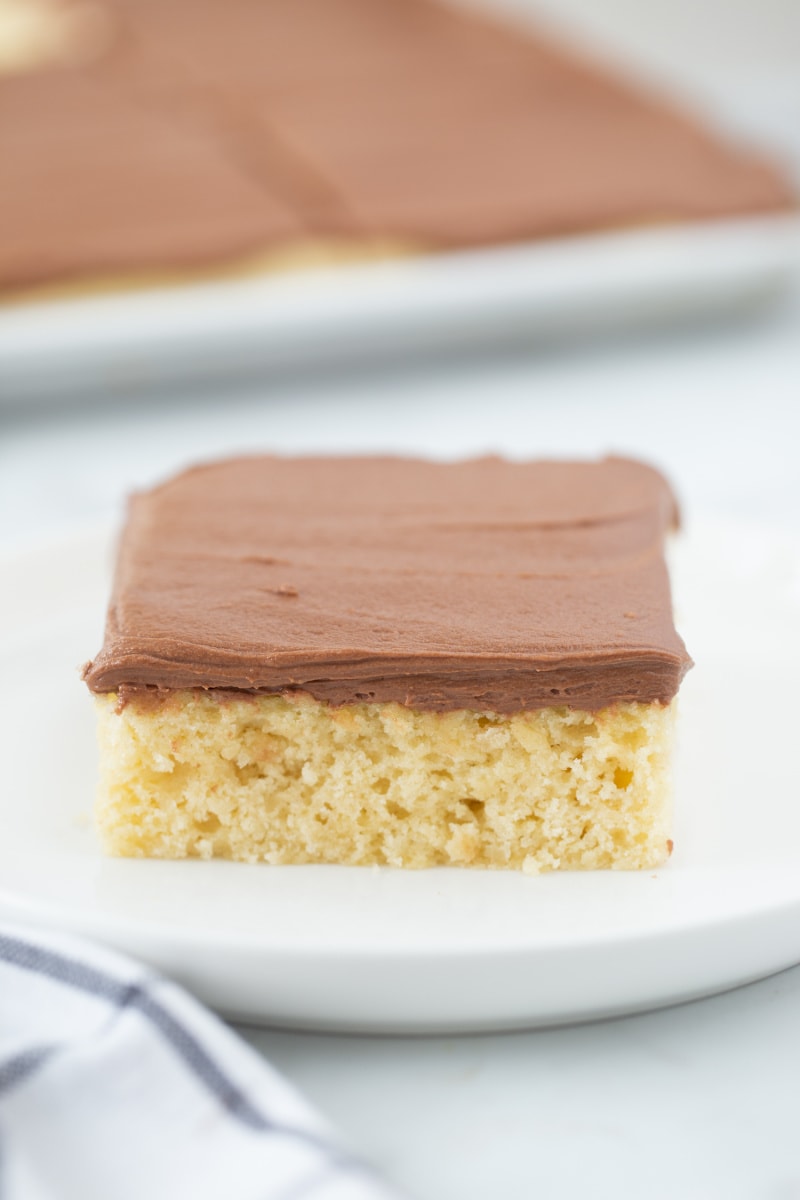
<box><xmin>83</xmin><ymin>455</ymin><xmax>692</xmax><ymax>872</ymax></box>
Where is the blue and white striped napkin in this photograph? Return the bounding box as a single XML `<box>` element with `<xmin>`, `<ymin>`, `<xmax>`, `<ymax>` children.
<box><xmin>0</xmin><ymin>923</ymin><xmax>402</xmax><ymax>1200</ymax></box>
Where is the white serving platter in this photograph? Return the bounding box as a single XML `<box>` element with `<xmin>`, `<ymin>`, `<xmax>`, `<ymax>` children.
<box><xmin>1</xmin><ymin>516</ymin><xmax>799</xmax><ymax>1032</ymax></box>
<box><xmin>1</xmin><ymin>215</ymin><xmax>798</xmax><ymax>403</ymax></box>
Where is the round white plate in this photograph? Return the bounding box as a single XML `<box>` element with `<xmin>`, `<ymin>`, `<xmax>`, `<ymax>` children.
<box><xmin>1</xmin><ymin>518</ymin><xmax>799</xmax><ymax>1033</ymax></box>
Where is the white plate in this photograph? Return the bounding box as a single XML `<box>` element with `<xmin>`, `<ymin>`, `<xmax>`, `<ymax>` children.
<box><xmin>1</xmin><ymin>216</ymin><xmax>799</xmax><ymax>402</ymax></box>
<box><xmin>1</xmin><ymin>517</ymin><xmax>799</xmax><ymax>1033</ymax></box>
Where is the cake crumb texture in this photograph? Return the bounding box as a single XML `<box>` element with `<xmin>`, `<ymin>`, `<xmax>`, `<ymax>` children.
<box><xmin>94</xmin><ymin>692</ymin><xmax>674</xmax><ymax>871</ymax></box>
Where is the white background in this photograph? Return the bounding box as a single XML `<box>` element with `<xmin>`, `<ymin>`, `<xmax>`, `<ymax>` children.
<box><xmin>2</xmin><ymin>0</ymin><xmax>800</xmax><ymax>1196</ymax></box>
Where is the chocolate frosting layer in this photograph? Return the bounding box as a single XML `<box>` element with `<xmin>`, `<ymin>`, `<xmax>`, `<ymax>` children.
<box><xmin>0</xmin><ymin>66</ymin><xmax>309</xmax><ymax>292</ymax></box>
<box><xmin>83</xmin><ymin>456</ymin><xmax>693</xmax><ymax>712</ymax></box>
<box><xmin>1</xmin><ymin>0</ymin><xmax>794</xmax><ymax>290</ymax></box>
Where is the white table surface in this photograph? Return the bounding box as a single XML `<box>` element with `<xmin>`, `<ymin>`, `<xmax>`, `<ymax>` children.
<box><xmin>2</xmin><ymin>1</ymin><xmax>800</xmax><ymax>1196</ymax></box>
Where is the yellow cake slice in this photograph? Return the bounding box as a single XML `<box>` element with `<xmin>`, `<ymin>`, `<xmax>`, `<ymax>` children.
<box><xmin>83</xmin><ymin>455</ymin><xmax>691</xmax><ymax>872</ymax></box>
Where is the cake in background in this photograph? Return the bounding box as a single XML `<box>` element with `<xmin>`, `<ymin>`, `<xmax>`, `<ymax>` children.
<box><xmin>0</xmin><ymin>0</ymin><xmax>794</xmax><ymax>297</ymax></box>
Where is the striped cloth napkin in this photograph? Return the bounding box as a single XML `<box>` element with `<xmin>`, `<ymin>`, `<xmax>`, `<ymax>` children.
<box><xmin>0</xmin><ymin>923</ymin><xmax>402</xmax><ymax>1200</ymax></box>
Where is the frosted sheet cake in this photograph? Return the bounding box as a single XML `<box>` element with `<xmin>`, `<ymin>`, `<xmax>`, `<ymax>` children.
<box><xmin>83</xmin><ymin>455</ymin><xmax>692</xmax><ymax>872</ymax></box>
<box><xmin>1</xmin><ymin>0</ymin><xmax>794</xmax><ymax>296</ymax></box>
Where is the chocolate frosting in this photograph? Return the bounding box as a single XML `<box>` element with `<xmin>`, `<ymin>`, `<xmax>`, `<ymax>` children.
<box><xmin>0</xmin><ymin>65</ymin><xmax>309</xmax><ymax>291</ymax></box>
<box><xmin>1</xmin><ymin>0</ymin><xmax>794</xmax><ymax>290</ymax></box>
<box><xmin>83</xmin><ymin>455</ymin><xmax>693</xmax><ymax>712</ymax></box>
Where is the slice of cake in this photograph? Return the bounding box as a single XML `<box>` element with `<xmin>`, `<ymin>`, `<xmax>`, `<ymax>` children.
<box><xmin>82</xmin><ymin>455</ymin><xmax>692</xmax><ymax>872</ymax></box>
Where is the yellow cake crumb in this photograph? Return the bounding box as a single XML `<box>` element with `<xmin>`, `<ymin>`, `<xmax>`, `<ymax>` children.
<box><xmin>0</xmin><ymin>0</ymin><xmax>112</xmax><ymax>75</ymax></box>
<box><xmin>93</xmin><ymin>691</ymin><xmax>675</xmax><ymax>871</ymax></box>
